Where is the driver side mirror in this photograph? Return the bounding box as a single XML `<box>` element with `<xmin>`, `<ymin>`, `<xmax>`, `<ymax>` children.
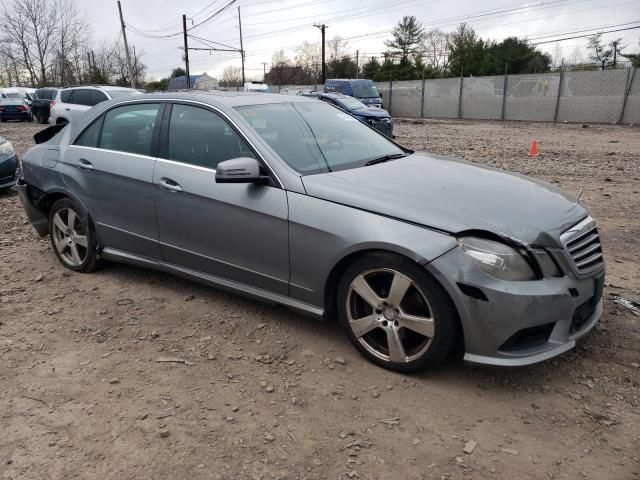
<box><xmin>215</xmin><ymin>157</ymin><xmax>264</xmax><ymax>184</ymax></box>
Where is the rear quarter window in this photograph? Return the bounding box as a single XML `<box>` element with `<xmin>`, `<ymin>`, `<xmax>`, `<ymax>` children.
<box><xmin>60</xmin><ymin>90</ymin><xmax>72</xmax><ymax>103</ymax></box>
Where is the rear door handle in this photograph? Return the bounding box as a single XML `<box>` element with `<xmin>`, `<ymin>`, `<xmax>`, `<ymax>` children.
<box><xmin>159</xmin><ymin>177</ymin><xmax>183</xmax><ymax>192</ymax></box>
<box><xmin>64</xmin><ymin>108</ymin><xmax>70</xmax><ymax>111</ymax></box>
<box><xmin>78</xmin><ymin>158</ymin><xmax>94</xmax><ymax>171</ymax></box>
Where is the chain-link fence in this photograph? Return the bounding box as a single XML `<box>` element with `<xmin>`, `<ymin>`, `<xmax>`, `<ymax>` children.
<box><xmin>269</xmin><ymin>67</ymin><xmax>638</xmax><ymax>124</ymax></box>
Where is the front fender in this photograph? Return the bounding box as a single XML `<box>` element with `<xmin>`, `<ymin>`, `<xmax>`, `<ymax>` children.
<box><xmin>287</xmin><ymin>191</ymin><xmax>457</xmax><ymax>307</ymax></box>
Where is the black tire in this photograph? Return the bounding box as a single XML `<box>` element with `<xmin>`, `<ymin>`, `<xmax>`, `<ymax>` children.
<box><xmin>56</xmin><ymin>118</ymin><xmax>68</xmax><ymax>125</ymax></box>
<box><xmin>336</xmin><ymin>252</ymin><xmax>458</xmax><ymax>373</ymax></box>
<box><xmin>38</xmin><ymin>114</ymin><xmax>48</xmax><ymax>124</ymax></box>
<box><xmin>48</xmin><ymin>198</ymin><xmax>100</xmax><ymax>273</ymax></box>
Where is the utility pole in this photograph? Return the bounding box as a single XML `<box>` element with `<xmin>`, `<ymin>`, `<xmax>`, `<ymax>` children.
<box><xmin>117</xmin><ymin>1</ymin><xmax>136</xmax><ymax>89</ymax></box>
<box><xmin>262</xmin><ymin>62</ymin><xmax>268</xmax><ymax>81</ymax></box>
<box><xmin>613</xmin><ymin>40</ymin><xmax>618</xmax><ymax>68</ymax></box>
<box><xmin>356</xmin><ymin>50</ymin><xmax>359</xmax><ymax>79</ymax></box>
<box><xmin>314</xmin><ymin>23</ymin><xmax>328</xmax><ymax>83</ymax></box>
<box><xmin>182</xmin><ymin>14</ymin><xmax>191</xmax><ymax>88</ymax></box>
<box><xmin>238</xmin><ymin>6</ymin><xmax>245</xmax><ymax>86</ymax></box>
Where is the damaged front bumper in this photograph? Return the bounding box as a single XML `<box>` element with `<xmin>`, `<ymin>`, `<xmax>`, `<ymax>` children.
<box><xmin>427</xmin><ymin>246</ymin><xmax>604</xmax><ymax>367</ymax></box>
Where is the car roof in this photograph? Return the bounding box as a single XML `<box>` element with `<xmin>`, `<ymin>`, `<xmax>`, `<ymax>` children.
<box><xmin>143</xmin><ymin>90</ymin><xmax>318</xmax><ymax>107</ymax></box>
<box><xmin>67</xmin><ymin>90</ymin><xmax>318</xmax><ymax>138</ymax></box>
<box><xmin>61</xmin><ymin>85</ymin><xmax>138</xmax><ymax>91</ymax></box>
<box><xmin>325</xmin><ymin>79</ymin><xmax>373</xmax><ymax>84</ymax></box>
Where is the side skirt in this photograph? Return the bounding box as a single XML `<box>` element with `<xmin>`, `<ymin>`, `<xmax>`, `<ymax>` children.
<box><xmin>100</xmin><ymin>247</ymin><xmax>325</xmax><ymax>320</ymax></box>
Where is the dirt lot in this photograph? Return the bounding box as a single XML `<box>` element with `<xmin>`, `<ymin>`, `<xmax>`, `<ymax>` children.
<box><xmin>1</xmin><ymin>119</ymin><xmax>639</xmax><ymax>480</ymax></box>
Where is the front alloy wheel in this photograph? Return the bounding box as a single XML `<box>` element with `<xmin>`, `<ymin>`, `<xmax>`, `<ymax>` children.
<box><xmin>337</xmin><ymin>253</ymin><xmax>457</xmax><ymax>372</ymax></box>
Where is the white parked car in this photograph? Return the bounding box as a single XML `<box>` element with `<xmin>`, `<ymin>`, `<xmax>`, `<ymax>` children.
<box><xmin>243</xmin><ymin>82</ymin><xmax>271</xmax><ymax>93</ymax></box>
<box><xmin>49</xmin><ymin>85</ymin><xmax>142</xmax><ymax>124</ymax></box>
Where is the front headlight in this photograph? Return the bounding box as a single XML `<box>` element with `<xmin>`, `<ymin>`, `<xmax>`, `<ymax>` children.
<box><xmin>0</xmin><ymin>140</ymin><xmax>14</xmax><ymax>156</ymax></box>
<box><xmin>458</xmin><ymin>236</ymin><xmax>536</xmax><ymax>281</ymax></box>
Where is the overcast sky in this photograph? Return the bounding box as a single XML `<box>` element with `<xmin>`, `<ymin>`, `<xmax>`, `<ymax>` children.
<box><xmin>85</xmin><ymin>0</ymin><xmax>640</xmax><ymax>80</ymax></box>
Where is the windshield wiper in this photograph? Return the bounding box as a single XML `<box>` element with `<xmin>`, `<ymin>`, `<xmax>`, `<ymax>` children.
<box><xmin>364</xmin><ymin>153</ymin><xmax>409</xmax><ymax>166</ymax></box>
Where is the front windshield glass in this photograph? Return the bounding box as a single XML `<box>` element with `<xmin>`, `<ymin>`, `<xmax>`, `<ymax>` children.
<box><xmin>337</xmin><ymin>96</ymin><xmax>366</xmax><ymax>110</ymax></box>
<box><xmin>352</xmin><ymin>83</ymin><xmax>379</xmax><ymax>99</ymax></box>
<box><xmin>236</xmin><ymin>102</ymin><xmax>403</xmax><ymax>175</ymax></box>
<box><xmin>107</xmin><ymin>89</ymin><xmax>142</xmax><ymax>99</ymax></box>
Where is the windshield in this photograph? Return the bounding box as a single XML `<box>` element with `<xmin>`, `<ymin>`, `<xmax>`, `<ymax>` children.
<box><xmin>337</xmin><ymin>96</ymin><xmax>367</xmax><ymax>110</ymax></box>
<box><xmin>236</xmin><ymin>102</ymin><xmax>403</xmax><ymax>175</ymax></box>
<box><xmin>352</xmin><ymin>83</ymin><xmax>379</xmax><ymax>99</ymax></box>
<box><xmin>107</xmin><ymin>89</ymin><xmax>142</xmax><ymax>99</ymax></box>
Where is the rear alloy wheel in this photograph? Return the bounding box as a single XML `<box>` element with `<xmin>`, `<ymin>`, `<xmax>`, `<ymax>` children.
<box><xmin>337</xmin><ymin>253</ymin><xmax>457</xmax><ymax>372</ymax></box>
<box><xmin>49</xmin><ymin>199</ymin><xmax>99</xmax><ymax>272</ymax></box>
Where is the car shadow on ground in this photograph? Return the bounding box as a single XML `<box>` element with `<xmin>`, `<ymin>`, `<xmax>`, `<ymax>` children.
<box><xmin>91</xmin><ymin>258</ymin><xmax>585</xmax><ymax>394</ymax></box>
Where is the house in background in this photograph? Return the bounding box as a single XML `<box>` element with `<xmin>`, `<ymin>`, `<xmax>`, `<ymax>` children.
<box><xmin>195</xmin><ymin>73</ymin><xmax>219</xmax><ymax>90</ymax></box>
<box><xmin>168</xmin><ymin>73</ymin><xmax>219</xmax><ymax>91</ymax></box>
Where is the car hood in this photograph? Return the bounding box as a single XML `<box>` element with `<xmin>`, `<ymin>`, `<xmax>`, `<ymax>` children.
<box><xmin>351</xmin><ymin>106</ymin><xmax>390</xmax><ymax>118</ymax></box>
<box><xmin>300</xmin><ymin>153</ymin><xmax>588</xmax><ymax>246</ymax></box>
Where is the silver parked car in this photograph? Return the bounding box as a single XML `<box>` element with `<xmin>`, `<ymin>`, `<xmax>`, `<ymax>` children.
<box><xmin>18</xmin><ymin>92</ymin><xmax>604</xmax><ymax>372</ymax></box>
<box><xmin>49</xmin><ymin>85</ymin><xmax>142</xmax><ymax>125</ymax></box>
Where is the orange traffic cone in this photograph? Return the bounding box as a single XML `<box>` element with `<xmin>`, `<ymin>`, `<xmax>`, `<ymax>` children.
<box><xmin>529</xmin><ymin>140</ymin><xmax>539</xmax><ymax>157</ymax></box>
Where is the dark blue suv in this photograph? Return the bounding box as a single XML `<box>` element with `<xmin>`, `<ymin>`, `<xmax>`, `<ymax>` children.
<box><xmin>299</xmin><ymin>92</ymin><xmax>393</xmax><ymax>137</ymax></box>
<box><xmin>324</xmin><ymin>79</ymin><xmax>383</xmax><ymax>108</ymax></box>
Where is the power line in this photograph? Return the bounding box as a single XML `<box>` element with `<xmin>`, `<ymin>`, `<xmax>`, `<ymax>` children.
<box><xmin>126</xmin><ymin>0</ymin><xmax>236</xmax><ymax>39</ymax></box>
<box><xmin>532</xmin><ymin>24</ymin><xmax>640</xmax><ymax>44</ymax></box>
<box><xmin>526</xmin><ymin>20</ymin><xmax>640</xmax><ymax>41</ymax></box>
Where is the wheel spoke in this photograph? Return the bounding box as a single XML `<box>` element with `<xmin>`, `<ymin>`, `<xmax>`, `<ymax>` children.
<box><xmin>351</xmin><ymin>274</ymin><xmax>383</xmax><ymax>309</ymax></box>
<box><xmin>398</xmin><ymin>312</ymin><xmax>435</xmax><ymax>338</ymax></box>
<box><xmin>349</xmin><ymin>314</ymin><xmax>379</xmax><ymax>338</ymax></box>
<box><xmin>69</xmin><ymin>243</ymin><xmax>82</xmax><ymax>266</ymax></box>
<box><xmin>54</xmin><ymin>236</ymin><xmax>68</xmax><ymax>254</ymax></box>
<box><xmin>66</xmin><ymin>209</ymin><xmax>77</xmax><ymax>230</ymax></box>
<box><xmin>387</xmin><ymin>272</ymin><xmax>412</xmax><ymax>307</ymax></box>
<box><xmin>74</xmin><ymin>235</ymin><xmax>88</xmax><ymax>248</ymax></box>
<box><xmin>386</xmin><ymin>328</ymin><xmax>407</xmax><ymax>363</ymax></box>
<box><xmin>53</xmin><ymin>213</ymin><xmax>67</xmax><ymax>233</ymax></box>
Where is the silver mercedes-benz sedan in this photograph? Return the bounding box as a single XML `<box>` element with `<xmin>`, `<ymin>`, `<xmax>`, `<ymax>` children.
<box><xmin>17</xmin><ymin>91</ymin><xmax>605</xmax><ymax>372</ymax></box>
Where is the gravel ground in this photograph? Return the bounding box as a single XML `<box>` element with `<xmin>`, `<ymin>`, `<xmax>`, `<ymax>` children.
<box><xmin>1</xmin><ymin>119</ymin><xmax>639</xmax><ymax>480</ymax></box>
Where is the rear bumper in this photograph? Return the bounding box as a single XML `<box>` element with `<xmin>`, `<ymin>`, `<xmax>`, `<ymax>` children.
<box><xmin>0</xmin><ymin>154</ymin><xmax>18</xmax><ymax>190</ymax></box>
<box><xmin>0</xmin><ymin>112</ymin><xmax>31</xmax><ymax>121</ymax></box>
<box><xmin>17</xmin><ymin>182</ymin><xmax>49</xmax><ymax>237</ymax></box>
<box><xmin>427</xmin><ymin>246</ymin><xmax>604</xmax><ymax>367</ymax></box>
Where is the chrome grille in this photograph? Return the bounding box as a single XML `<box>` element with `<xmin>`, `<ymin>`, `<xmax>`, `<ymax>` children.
<box><xmin>560</xmin><ymin>216</ymin><xmax>604</xmax><ymax>275</ymax></box>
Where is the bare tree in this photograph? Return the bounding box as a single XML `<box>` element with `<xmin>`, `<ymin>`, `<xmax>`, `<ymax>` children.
<box><xmin>21</xmin><ymin>0</ymin><xmax>59</xmax><ymax>85</ymax></box>
<box><xmin>221</xmin><ymin>65</ymin><xmax>242</xmax><ymax>87</ymax></box>
<box><xmin>327</xmin><ymin>36</ymin><xmax>350</xmax><ymax>63</ymax></box>
<box><xmin>294</xmin><ymin>41</ymin><xmax>320</xmax><ymax>83</ymax></box>
<box><xmin>0</xmin><ymin>1</ymin><xmax>38</xmax><ymax>85</ymax></box>
<box><xmin>421</xmin><ymin>29</ymin><xmax>450</xmax><ymax>74</ymax></box>
<box><xmin>54</xmin><ymin>0</ymin><xmax>88</xmax><ymax>85</ymax></box>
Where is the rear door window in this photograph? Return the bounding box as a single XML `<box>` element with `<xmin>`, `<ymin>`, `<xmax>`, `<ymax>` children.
<box><xmin>75</xmin><ymin>116</ymin><xmax>103</xmax><ymax>148</ymax></box>
<box><xmin>72</xmin><ymin>89</ymin><xmax>92</xmax><ymax>106</ymax></box>
<box><xmin>99</xmin><ymin>104</ymin><xmax>160</xmax><ymax>156</ymax></box>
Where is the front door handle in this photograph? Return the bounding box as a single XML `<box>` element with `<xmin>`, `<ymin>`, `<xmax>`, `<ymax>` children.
<box><xmin>78</xmin><ymin>158</ymin><xmax>94</xmax><ymax>170</ymax></box>
<box><xmin>159</xmin><ymin>177</ymin><xmax>183</xmax><ymax>192</ymax></box>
